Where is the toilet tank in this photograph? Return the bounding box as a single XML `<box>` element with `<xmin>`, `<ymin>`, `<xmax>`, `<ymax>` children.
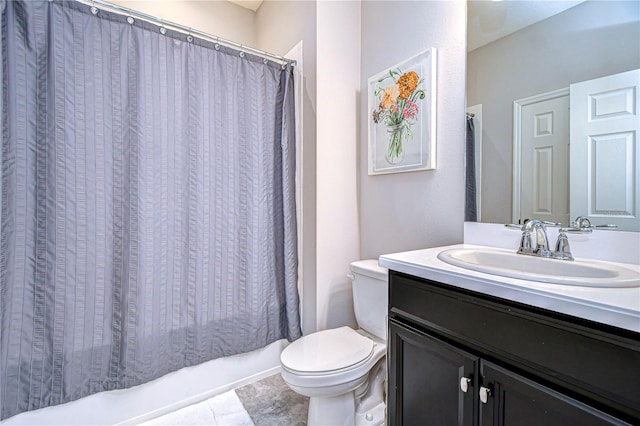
<box><xmin>349</xmin><ymin>260</ymin><xmax>389</xmax><ymax>341</ymax></box>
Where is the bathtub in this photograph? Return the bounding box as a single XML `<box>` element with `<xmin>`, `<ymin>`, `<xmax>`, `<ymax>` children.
<box><xmin>1</xmin><ymin>339</ymin><xmax>288</xmax><ymax>425</ymax></box>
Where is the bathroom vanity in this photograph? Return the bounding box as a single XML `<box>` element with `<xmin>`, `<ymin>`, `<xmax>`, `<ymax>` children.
<box><xmin>380</xmin><ymin>245</ymin><xmax>640</xmax><ymax>425</ymax></box>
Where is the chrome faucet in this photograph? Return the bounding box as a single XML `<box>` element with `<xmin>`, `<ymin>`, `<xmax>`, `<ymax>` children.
<box><xmin>516</xmin><ymin>219</ymin><xmax>576</xmax><ymax>260</ymax></box>
<box><xmin>517</xmin><ymin>220</ymin><xmax>552</xmax><ymax>258</ymax></box>
<box><xmin>512</xmin><ymin>217</ymin><xmax>607</xmax><ymax>261</ymax></box>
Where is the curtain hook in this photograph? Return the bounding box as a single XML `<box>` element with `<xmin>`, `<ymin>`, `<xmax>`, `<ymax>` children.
<box><xmin>127</xmin><ymin>16</ymin><xmax>135</xmax><ymax>25</ymax></box>
<box><xmin>214</xmin><ymin>37</ymin><xmax>220</xmax><ymax>50</ymax></box>
<box><xmin>159</xmin><ymin>19</ymin><xmax>167</xmax><ymax>35</ymax></box>
<box><xmin>186</xmin><ymin>28</ymin><xmax>193</xmax><ymax>43</ymax></box>
<box><xmin>239</xmin><ymin>46</ymin><xmax>245</xmax><ymax>58</ymax></box>
<box><xmin>90</xmin><ymin>1</ymin><xmax>98</xmax><ymax>15</ymax></box>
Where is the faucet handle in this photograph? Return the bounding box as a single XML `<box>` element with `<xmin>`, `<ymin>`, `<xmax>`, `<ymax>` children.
<box><xmin>541</xmin><ymin>220</ymin><xmax>563</xmax><ymax>227</ymax></box>
<box><xmin>518</xmin><ymin>230</ymin><xmax>533</xmax><ymax>253</ymax></box>
<box><xmin>553</xmin><ymin>230</ymin><xmax>574</xmax><ymax>261</ymax></box>
<box><xmin>505</xmin><ymin>220</ymin><xmax>562</xmax><ymax>229</ymax></box>
<box><xmin>504</xmin><ymin>223</ymin><xmax>523</xmax><ymax>230</ymax></box>
<box><xmin>561</xmin><ymin>227</ymin><xmax>593</xmax><ymax>234</ymax></box>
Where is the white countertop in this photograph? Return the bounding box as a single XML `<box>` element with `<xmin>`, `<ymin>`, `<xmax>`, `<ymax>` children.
<box><xmin>379</xmin><ymin>244</ymin><xmax>640</xmax><ymax>334</ymax></box>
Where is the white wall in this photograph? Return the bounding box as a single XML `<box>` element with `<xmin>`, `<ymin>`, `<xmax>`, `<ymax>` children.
<box><xmin>315</xmin><ymin>0</ymin><xmax>362</xmax><ymax>331</ymax></box>
<box><xmin>359</xmin><ymin>1</ymin><xmax>467</xmax><ymax>259</ymax></box>
<box><xmin>109</xmin><ymin>0</ymin><xmax>256</xmax><ymax>46</ymax></box>
<box><xmin>467</xmin><ymin>1</ymin><xmax>640</xmax><ymax>225</ymax></box>
<box><xmin>258</xmin><ymin>1</ymin><xmax>363</xmax><ymax>334</ymax></box>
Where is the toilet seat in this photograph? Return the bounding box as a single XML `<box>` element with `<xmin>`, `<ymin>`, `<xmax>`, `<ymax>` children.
<box><xmin>281</xmin><ymin>327</ymin><xmax>374</xmax><ymax>376</ymax></box>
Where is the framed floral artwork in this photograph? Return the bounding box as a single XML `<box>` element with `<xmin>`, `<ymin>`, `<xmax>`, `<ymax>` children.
<box><xmin>368</xmin><ymin>48</ymin><xmax>437</xmax><ymax>175</ymax></box>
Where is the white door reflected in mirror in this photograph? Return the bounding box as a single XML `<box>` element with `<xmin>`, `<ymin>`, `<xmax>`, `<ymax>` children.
<box><xmin>514</xmin><ymin>91</ymin><xmax>570</xmax><ymax>226</ymax></box>
<box><xmin>570</xmin><ymin>69</ymin><xmax>640</xmax><ymax>232</ymax></box>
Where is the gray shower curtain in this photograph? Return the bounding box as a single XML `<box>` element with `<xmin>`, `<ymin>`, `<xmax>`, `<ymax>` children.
<box><xmin>0</xmin><ymin>0</ymin><xmax>301</xmax><ymax>419</ymax></box>
<box><xmin>465</xmin><ymin>114</ymin><xmax>477</xmax><ymax>222</ymax></box>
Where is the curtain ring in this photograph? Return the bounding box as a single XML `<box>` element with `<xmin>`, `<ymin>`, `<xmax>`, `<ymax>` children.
<box><xmin>186</xmin><ymin>28</ymin><xmax>193</xmax><ymax>43</ymax></box>
<box><xmin>214</xmin><ymin>37</ymin><xmax>220</xmax><ymax>50</ymax></box>
<box><xmin>90</xmin><ymin>1</ymin><xmax>98</xmax><ymax>15</ymax></box>
<box><xmin>159</xmin><ymin>19</ymin><xmax>167</xmax><ymax>35</ymax></box>
<box><xmin>127</xmin><ymin>16</ymin><xmax>135</xmax><ymax>25</ymax></box>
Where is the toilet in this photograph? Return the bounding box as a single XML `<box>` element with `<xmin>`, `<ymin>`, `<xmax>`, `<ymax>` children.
<box><xmin>280</xmin><ymin>260</ymin><xmax>388</xmax><ymax>426</ymax></box>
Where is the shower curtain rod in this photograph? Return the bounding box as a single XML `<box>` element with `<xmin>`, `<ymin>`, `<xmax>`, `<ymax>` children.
<box><xmin>75</xmin><ymin>0</ymin><xmax>296</xmax><ymax>66</ymax></box>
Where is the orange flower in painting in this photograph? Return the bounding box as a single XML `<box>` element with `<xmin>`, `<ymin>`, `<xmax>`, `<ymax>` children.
<box><xmin>380</xmin><ymin>84</ymin><xmax>400</xmax><ymax>109</ymax></box>
<box><xmin>397</xmin><ymin>71</ymin><xmax>419</xmax><ymax>99</ymax></box>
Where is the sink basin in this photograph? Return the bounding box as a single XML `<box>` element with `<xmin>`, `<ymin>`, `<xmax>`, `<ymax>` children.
<box><xmin>437</xmin><ymin>247</ymin><xmax>640</xmax><ymax>288</ymax></box>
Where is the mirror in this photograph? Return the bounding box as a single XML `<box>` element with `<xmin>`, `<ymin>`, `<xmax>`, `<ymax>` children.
<box><xmin>466</xmin><ymin>0</ymin><xmax>640</xmax><ymax>230</ymax></box>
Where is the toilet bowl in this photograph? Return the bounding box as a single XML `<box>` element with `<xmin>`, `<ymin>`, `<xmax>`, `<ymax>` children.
<box><xmin>280</xmin><ymin>260</ymin><xmax>388</xmax><ymax>426</ymax></box>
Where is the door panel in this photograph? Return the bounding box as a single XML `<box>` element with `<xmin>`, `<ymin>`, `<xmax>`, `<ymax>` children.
<box><xmin>519</xmin><ymin>94</ymin><xmax>570</xmax><ymax>225</ymax></box>
<box><xmin>570</xmin><ymin>69</ymin><xmax>640</xmax><ymax>231</ymax></box>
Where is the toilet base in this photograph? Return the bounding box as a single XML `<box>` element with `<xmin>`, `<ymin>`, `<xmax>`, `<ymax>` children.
<box><xmin>355</xmin><ymin>400</ymin><xmax>385</xmax><ymax>426</ymax></box>
<box><xmin>306</xmin><ymin>387</ymin><xmax>385</xmax><ymax>426</ymax></box>
<box><xmin>308</xmin><ymin>393</ymin><xmax>355</xmax><ymax>426</ymax></box>
<box><xmin>304</xmin><ymin>358</ymin><xmax>386</xmax><ymax>426</ymax></box>
<box><xmin>355</xmin><ymin>358</ymin><xmax>386</xmax><ymax>425</ymax></box>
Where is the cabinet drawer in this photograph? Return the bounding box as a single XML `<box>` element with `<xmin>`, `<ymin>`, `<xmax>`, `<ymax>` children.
<box><xmin>389</xmin><ymin>272</ymin><xmax>640</xmax><ymax>422</ymax></box>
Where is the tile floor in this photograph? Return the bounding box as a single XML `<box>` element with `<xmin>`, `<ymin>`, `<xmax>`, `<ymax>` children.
<box><xmin>138</xmin><ymin>373</ymin><xmax>308</xmax><ymax>426</ymax></box>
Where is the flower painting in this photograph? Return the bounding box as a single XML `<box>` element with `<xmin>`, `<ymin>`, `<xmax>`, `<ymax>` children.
<box><xmin>368</xmin><ymin>48</ymin><xmax>437</xmax><ymax>175</ymax></box>
<box><xmin>372</xmin><ymin>69</ymin><xmax>424</xmax><ymax>164</ymax></box>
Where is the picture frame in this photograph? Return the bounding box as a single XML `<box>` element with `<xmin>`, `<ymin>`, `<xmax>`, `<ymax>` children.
<box><xmin>367</xmin><ymin>48</ymin><xmax>437</xmax><ymax>175</ymax></box>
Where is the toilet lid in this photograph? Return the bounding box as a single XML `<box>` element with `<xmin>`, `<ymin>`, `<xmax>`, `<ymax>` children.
<box><xmin>281</xmin><ymin>327</ymin><xmax>374</xmax><ymax>374</ymax></box>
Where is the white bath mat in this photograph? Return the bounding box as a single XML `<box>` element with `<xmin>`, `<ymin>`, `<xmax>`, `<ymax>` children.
<box><xmin>137</xmin><ymin>390</ymin><xmax>254</xmax><ymax>426</ymax></box>
<box><xmin>209</xmin><ymin>390</ymin><xmax>255</xmax><ymax>426</ymax></box>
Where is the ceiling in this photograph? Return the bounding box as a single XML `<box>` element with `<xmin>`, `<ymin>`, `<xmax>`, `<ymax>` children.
<box><xmin>467</xmin><ymin>0</ymin><xmax>586</xmax><ymax>51</ymax></box>
<box><xmin>225</xmin><ymin>0</ymin><xmax>586</xmax><ymax>48</ymax></box>
<box><xmin>227</xmin><ymin>0</ymin><xmax>263</xmax><ymax>12</ymax></box>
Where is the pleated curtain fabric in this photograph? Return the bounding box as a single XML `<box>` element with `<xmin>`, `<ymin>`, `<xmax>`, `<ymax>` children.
<box><xmin>0</xmin><ymin>0</ymin><xmax>301</xmax><ymax>419</ymax></box>
<box><xmin>465</xmin><ymin>115</ymin><xmax>477</xmax><ymax>222</ymax></box>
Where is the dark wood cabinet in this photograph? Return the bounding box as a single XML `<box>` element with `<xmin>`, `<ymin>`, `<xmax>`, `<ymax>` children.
<box><xmin>388</xmin><ymin>320</ymin><xmax>476</xmax><ymax>426</ymax></box>
<box><xmin>479</xmin><ymin>360</ymin><xmax>623</xmax><ymax>426</ymax></box>
<box><xmin>387</xmin><ymin>271</ymin><xmax>640</xmax><ymax>426</ymax></box>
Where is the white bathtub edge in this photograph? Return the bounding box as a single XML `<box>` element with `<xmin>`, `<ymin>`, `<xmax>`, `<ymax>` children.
<box><xmin>119</xmin><ymin>364</ymin><xmax>282</xmax><ymax>425</ymax></box>
<box><xmin>2</xmin><ymin>339</ymin><xmax>289</xmax><ymax>426</ymax></box>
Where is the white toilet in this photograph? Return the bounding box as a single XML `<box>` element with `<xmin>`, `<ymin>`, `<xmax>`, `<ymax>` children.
<box><xmin>280</xmin><ymin>260</ymin><xmax>388</xmax><ymax>426</ymax></box>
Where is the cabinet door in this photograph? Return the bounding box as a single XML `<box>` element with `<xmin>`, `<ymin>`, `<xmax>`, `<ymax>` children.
<box><xmin>388</xmin><ymin>319</ymin><xmax>477</xmax><ymax>426</ymax></box>
<box><xmin>479</xmin><ymin>360</ymin><xmax>629</xmax><ymax>426</ymax></box>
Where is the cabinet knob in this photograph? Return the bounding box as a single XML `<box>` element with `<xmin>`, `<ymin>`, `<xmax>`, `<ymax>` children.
<box><xmin>460</xmin><ymin>377</ymin><xmax>471</xmax><ymax>393</ymax></box>
<box><xmin>479</xmin><ymin>386</ymin><xmax>492</xmax><ymax>404</ymax></box>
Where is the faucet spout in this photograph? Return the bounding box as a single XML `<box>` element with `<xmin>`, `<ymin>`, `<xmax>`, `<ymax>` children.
<box><xmin>518</xmin><ymin>220</ymin><xmax>551</xmax><ymax>257</ymax></box>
